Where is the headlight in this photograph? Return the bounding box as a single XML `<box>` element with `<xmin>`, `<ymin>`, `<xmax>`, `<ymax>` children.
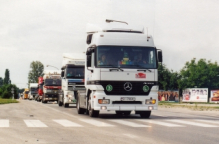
<box><xmin>98</xmin><ymin>99</ymin><xmax>110</xmax><ymax>104</ymax></box>
<box><xmin>146</xmin><ymin>99</ymin><xmax>156</xmax><ymax>104</ymax></box>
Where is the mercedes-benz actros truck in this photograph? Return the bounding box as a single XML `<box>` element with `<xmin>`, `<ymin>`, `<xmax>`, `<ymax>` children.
<box><xmin>58</xmin><ymin>53</ymin><xmax>85</xmax><ymax>107</ymax></box>
<box><xmin>76</xmin><ymin>19</ymin><xmax>163</xmax><ymax>118</ymax></box>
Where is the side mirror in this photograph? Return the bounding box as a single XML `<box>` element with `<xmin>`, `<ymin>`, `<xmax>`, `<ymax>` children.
<box><xmin>86</xmin><ymin>34</ymin><xmax>93</xmax><ymax>44</ymax></box>
<box><xmin>87</xmin><ymin>55</ymin><xmax>91</xmax><ymax>67</ymax></box>
<box><xmin>158</xmin><ymin>51</ymin><xmax>163</xmax><ymax>63</ymax></box>
<box><xmin>61</xmin><ymin>71</ymin><xmax>64</xmax><ymax>77</ymax></box>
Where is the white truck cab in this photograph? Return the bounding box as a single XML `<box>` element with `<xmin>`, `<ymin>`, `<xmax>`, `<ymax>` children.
<box><xmin>28</xmin><ymin>83</ymin><xmax>38</xmax><ymax>100</ymax></box>
<box><xmin>58</xmin><ymin>53</ymin><xmax>85</xmax><ymax>107</ymax></box>
<box><xmin>77</xmin><ymin>19</ymin><xmax>163</xmax><ymax>118</ymax></box>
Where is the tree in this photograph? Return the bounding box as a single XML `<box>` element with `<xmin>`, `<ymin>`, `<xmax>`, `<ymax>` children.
<box><xmin>3</xmin><ymin>69</ymin><xmax>10</xmax><ymax>85</ymax></box>
<box><xmin>28</xmin><ymin>61</ymin><xmax>44</xmax><ymax>85</ymax></box>
<box><xmin>158</xmin><ymin>63</ymin><xmax>180</xmax><ymax>90</ymax></box>
<box><xmin>0</xmin><ymin>84</ymin><xmax>18</xmax><ymax>99</ymax></box>
<box><xmin>0</xmin><ymin>77</ymin><xmax>3</xmax><ymax>87</ymax></box>
<box><xmin>178</xmin><ymin>58</ymin><xmax>219</xmax><ymax>89</ymax></box>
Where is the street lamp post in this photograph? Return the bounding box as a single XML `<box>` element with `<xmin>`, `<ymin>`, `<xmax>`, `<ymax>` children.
<box><xmin>46</xmin><ymin>65</ymin><xmax>59</xmax><ymax>70</ymax></box>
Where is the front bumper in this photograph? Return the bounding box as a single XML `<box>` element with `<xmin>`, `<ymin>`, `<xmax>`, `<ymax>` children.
<box><xmin>92</xmin><ymin>90</ymin><xmax>158</xmax><ymax>111</ymax></box>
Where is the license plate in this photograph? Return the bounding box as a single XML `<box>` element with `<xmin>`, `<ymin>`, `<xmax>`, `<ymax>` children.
<box><xmin>121</xmin><ymin>97</ymin><xmax>136</xmax><ymax>101</ymax></box>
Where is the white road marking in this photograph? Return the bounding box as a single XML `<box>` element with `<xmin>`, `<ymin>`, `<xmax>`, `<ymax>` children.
<box><xmin>0</xmin><ymin>120</ymin><xmax>9</xmax><ymax>127</ymax></box>
<box><xmin>53</xmin><ymin>119</ymin><xmax>83</xmax><ymax>127</ymax></box>
<box><xmin>152</xmin><ymin>114</ymin><xmax>167</xmax><ymax>117</ymax></box>
<box><xmin>123</xmin><ymin>134</ymin><xmax>138</xmax><ymax>138</ymax></box>
<box><xmin>24</xmin><ymin>120</ymin><xmax>48</xmax><ymax>127</ymax></box>
<box><xmin>194</xmin><ymin>119</ymin><xmax>219</xmax><ymax>125</ymax></box>
<box><xmin>138</xmin><ymin>120</ymin><xmax>185</xmax><ymax>127</ymax></box>
<box><xmin>109</xmin><ymin>120</ymin><xmax>150</xmax><ymax>127</ymax></box>
<box><xmin>80</xmin><ymin>119</ymin><xmax>114</xmax><ymax>127</ymax></box>
<box><xmin>166</xmin><ymin>119</ymin><xmax>219</xmax><ymax>127</ymax></box>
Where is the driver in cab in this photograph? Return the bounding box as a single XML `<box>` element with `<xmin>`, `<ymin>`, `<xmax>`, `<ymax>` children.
<box><xmin>134</xmin><ymin>53</ymin><xmax>147</xmax><ymax>64</ymax></box>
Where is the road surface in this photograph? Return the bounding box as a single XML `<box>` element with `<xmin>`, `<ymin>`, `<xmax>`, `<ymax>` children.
<box><xmin>0</xmin><ymin>100</ymin><xmax>219</xmax><ymax>144</ymax></box>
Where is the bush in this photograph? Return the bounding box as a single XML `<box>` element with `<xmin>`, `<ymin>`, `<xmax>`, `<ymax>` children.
<box><xmin>2</xmin><ymin>91</ymin><xmax>11</xmax><ymax>99</ymax></box>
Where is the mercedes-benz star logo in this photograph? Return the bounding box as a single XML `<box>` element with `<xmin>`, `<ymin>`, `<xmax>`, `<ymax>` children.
<box><xmin>124</xmin><ymin>82</ymin><xmax>132</xmax><ymax>91</ymax></box>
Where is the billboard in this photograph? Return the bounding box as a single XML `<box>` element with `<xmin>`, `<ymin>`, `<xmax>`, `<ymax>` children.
<box><xmin>158</xmin><ymin>90</ymin><xmax>179</xmax><ymax>102</ymax></box>
<box><xmin>210</xmin><ymin>90</ymin><xmax>219</xmax><ymax>102</ymax></box>
<box><xmin>182</xmin><ymin>88</ymin><xmax>208</xmax><ymax>102</ymax></box>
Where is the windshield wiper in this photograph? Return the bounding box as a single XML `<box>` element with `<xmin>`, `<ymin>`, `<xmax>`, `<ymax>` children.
<box><xmin>109</xmin><ymin>67</ymin><xmax>124</xmax><ymax>71</ymax></box>
<box><xmin>137</xmin><ymin>69</ymin><xmax>151</xmax><ymax>72</ymax></box>
<box><xmin>135</xmin><ymin>65</ymin><xmax>152</xmax><ymax>72</ymax></box>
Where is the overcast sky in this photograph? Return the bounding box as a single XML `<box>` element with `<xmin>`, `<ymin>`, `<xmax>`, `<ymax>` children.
<box><xmin>0</xmin><ymin>0</ymin><xmax>219</xmax><ymax>88</ymax></box>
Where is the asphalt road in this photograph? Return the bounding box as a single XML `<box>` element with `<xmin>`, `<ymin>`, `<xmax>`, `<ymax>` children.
<box><xmin>0</xmin><ymin>100</ymin><xmax>219</xmax><ymax>144</ymax></box>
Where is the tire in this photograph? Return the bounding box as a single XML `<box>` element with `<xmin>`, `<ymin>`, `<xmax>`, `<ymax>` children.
<box><xmin>140</xmin><ymin>111</ymin><xmax>151</xmax><ymax>118</ymax></box>
<box><xmin>77</xmin><ymin>98</ymin><xmax>85</xmax><ymax>114</ymax></box>
<box><xmin>88</xmin><ymin>96</ymin><xmax>99</xmax><ymax>117</ymax></box>
<box><xmin>64</xmin><ymin>103</ymin><xmax>69</xmax><ymax>108</ymax></box>
<box><xmin>58</xmin><ymin>95</ymin><xmax>63</xmax><ymax>107</ymax></box>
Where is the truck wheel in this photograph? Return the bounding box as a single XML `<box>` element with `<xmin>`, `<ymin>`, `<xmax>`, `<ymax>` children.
<box><xmin>88</xmin><ymin>99</ymin><xmax>99</xmax><ymax>117</ymax></box>
<box><xmin>64</xmin><ymin>103</ymin><xmax>69</xmax><ymax>108</ymax></box>
<box><xmin>58</xmin><ymin>98</ymin><xmax>63</xmax><ymax>106</ymax></box>
<box><xmin>140</xmin><ymin>111</ymin><xmax>151</xmax><ymax>118</ymax></box>
<box><xmin>77</xmin><ymin>98</ymin><xmax>85</xmax><ymax>114</ymax></box>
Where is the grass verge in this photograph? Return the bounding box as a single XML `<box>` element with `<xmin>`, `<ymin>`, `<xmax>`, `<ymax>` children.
<box><xmin>0</xmin><ymin>98</ymin><xmax>19</xmax><ymax>104</ymax></box>
<box><xmin>158</xmin><ymin>102</ymin><xmax>219</xmax><ymax>111</ymax></box>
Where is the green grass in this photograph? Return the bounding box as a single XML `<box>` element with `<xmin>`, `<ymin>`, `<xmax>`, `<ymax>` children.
<box><xmin>0</xmin><ymin>98</ymin><xmax>19</xmax><ymax>104</ymax></box>
<box><xmin>158</xmin><ymin>101</ymin><xmax>219</xmax><ymax>111</ymax></box>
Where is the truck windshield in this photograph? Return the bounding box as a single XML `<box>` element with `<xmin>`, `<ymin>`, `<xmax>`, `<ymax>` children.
<box><xmin>96</xmin><ymin>46</ymin><xmax>157</xmax><ymax>69</ymax></box>
<box><xmin>66</xmin><ymin>68</ymin><xmax>84</xmax><ymax>79</ymax></box>
<box><xmin>25</xmin><ymin>91</ymin><xmax>29</xmax><ymax>94</ymax></box>
<box><xmin>30</xmin><ymin>88</ymin><xmax>37</xmax><ymax>93</ymax></box>
<box><xmin>44</xmin><ymin>79</ymin><xmax>61</xmax><ymax>86</ymax></box>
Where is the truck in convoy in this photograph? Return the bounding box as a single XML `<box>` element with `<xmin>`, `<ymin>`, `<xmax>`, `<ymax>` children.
<box><xmin>76</xmin><ymin>19</ymin><xmax>163</xmax><ymax>118</ymax></box>
<box><xmin>58</xmin><ymin>53</ymin><xmax>85</xmax><ymax>107</ymax></box>
<box><xmin>41</xmin><ymin>70</ymin><xmax>62</xmax><ymax>103</ymax></box>
<box><xmin>28</xmin><ymin>83</ymin><xmax>38</xmax><ymax>100</ymax></box>
<box><xmin>36</xmin><ymin>77</ymin><xmax>44</xmax><ymax>102</ymax></box>
<box><xmin>23</xmin><ymin>88</ymin><xmax>29</xmax><ymax>99</ymax></box>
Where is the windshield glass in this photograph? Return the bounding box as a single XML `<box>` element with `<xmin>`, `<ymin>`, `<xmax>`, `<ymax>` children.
<box><xmin>44</xmin><ymin>79</ymin><xmax>61</xmax><ymax>86</ymax></box>
<box><xmin>96</xmin><ymin>46</ymin><xmax>157</xmax><ymax>69</ymax></box>
<box><xmin>25</xmin><ymin>91</ymin><xmax>29</xmax><ymax>94</ymax></box>
<box><xmin>66</xmin><ymin>67</ymin><xmax>84</xmax><ymax>79</ymax></box>
<box><xmin>30</xmin><ymin>88</ymin><xmax>37</xmax><ymax>93</ymax></box>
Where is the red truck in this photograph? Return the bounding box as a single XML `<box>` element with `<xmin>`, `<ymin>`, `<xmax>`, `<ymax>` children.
<box><xmin>35</xmin><ymin>70</ymin><xmax>61</xmax><ymax>103</ymax></box>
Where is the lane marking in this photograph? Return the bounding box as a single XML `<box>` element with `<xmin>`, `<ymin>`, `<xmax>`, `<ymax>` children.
<box><xmin>80</xmin><ymin>119</ymin><xmax>114</xmax><ymax>127</ymax></box>
<box><xmin>194</xmin><ymin>119</ymin><xmax>219</xmax><ymax>125</ymax></box>
<box><xmin>138</xmin><ymin>120</ymin><xmax>185</xmax><ymax>127</ymax></box>
<box><xmin>108</xmin><ymin>120</ymin><xmax>150</xmax><ymax>127</ymax></box>
<box><xmin>166</xmin><ymin>119</ymin><xmax>219</xmax><ymax>127</ymax></box>
<box><xmin>24</xmin><ymin>120</ymin><xmax>48</xmax><ymax>127</ymax></box>
<box><xmin>53</xmin><ymin>119</ymin><xmax>83</xmax><ymax>127</ymax></box>
<box><xmin>152</xmin><ymin>114</ymin><xmax>168</xmax><ymax>117</ymax></box>
<box><xmin>123</xmin><ymin>134</ymin><xmax>138</xmax><ymax>138</ymax></box>
<box><xmin>0</xmin><ymin>120</ymin><xmax>9</xmax><ymax>127</ymax></box>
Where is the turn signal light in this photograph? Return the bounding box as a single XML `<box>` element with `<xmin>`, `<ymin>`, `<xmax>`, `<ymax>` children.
<box><xmin>146</xmin><ymin>99</ymin><xmax>156</xmax><ymax>104</ymax></box>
